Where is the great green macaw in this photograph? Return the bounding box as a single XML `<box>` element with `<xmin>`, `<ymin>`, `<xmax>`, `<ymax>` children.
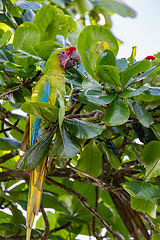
<box><xmin>21</xmin><ymin>46</ymin><xmax>81</xmax><ymax>240</ymax></box>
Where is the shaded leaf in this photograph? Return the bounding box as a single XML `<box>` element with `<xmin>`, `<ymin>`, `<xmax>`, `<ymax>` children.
<box><xmin>94</xmin><ymin>65</ymin><xmax>120</xmax><ymax>87</ymax></box>
<box><xmin>122</xmin><ymin>181</ymin><xmax>160</xmax><ymax>199</ymax></box>
<box><xmin>89</xmin><ymin>41</ymin><xmax>109</xmax><ymax>70</ymax></box>
<box><xmin>132</xmin><ymin>101</ymin><xmax>154</xmax><ymax>128</ymax></box>
<box><xmin>0</xmin><ymin>138</ymin><xmax>21</xmax><ymax>150</ymax></box>
<box><xmin>120</xmin><ymin>84</ymin><xmax>150</xmax><ymax>98</ymax></box>
<box><xmin>116</xmin><ymin>58</ymin><xmax>128</xmax><ymax>71</ymax></box>
<box><xmin>139</xmin><ymin>87</ymin><xmax>160</xmax><ymax>102</ymax></box>
<box><xmin>10</xmin><ymin>204</ymin><xmax>25</xmax><ymax>224</ymax></box>
<box><xmin>80</xmin><ymin>88</ymin><xmax>116</xmax><ymax>105</ymax></box>
<box><xmin>50</xmin><ymin>127</ymin><xmax>81</xmax><ymax>159</ymax></box>
<box><xmin>16</xmin><ymin>130</ymin><xmax>54</xmax><ymax>170</ymax></box>
<box><xmin>120</xmin><ymin>60</ymin><xmax>151</xmax><ymax>88</ymax></box>
<box><xmin>74</xmin><ymin>0</ymin><xmax>93</xmax><ymax>16</ymax></box>
<box><xmin>104</xmin><ymin>96</ymin><xmax>130</xmax><ymax>126</ymax></box>
<box><xmin>15</xmin><ymin>0</ymin><xmax>42</xmax><ymax>11</ymax></box>
<box><xmin>94</xmin><ymin>0</ymin><xmax>136</xmax><ymax>18</ymax></box>
<box><xmin>13</xmin><ymin>22</ymin><xmax>40</xmax><ymax>55</ymax></box>
<box><xmin>21</xmin><ymin>102</ymin><xmax>59</xmax><ymax>123</ymax></box>
<box><xmin>42</xmin><ymin>192</ymin><xmax>70</xmax><ymax>214</ymax></box>
<box><xmin>2</xmin><ymin>0</ymin><xmax>22</xmax><ymax>17</ymax></box>
<box><xmin>33</xmin><ymin>5</ymin><xmax>66</xmax><ymax>42</ymax></box>
<box><xmin>63</xmin><ymin>118</ymin><xmax>103</xmax><ymax>139</ymax></box>
<box><xmin>131</xmin><ymin>196</ymin><xmax>157</xmax><ymax>218</ymax></box>
<box><xmin>96</xmin><ymin>49</ymin><xmax>116</xmax><ymax>67</ymax></box>
<box><xmin>77</xmin><ymin>140</ymin><xmax>102</xmax><ymax>177</ymax></box>
<box><xmin>0</xmin><ymin>30</ymin><xmax>12</xmax><ymax>48</ymax></box>
<box><xmin>34</xmin><ymin>41</ymin><xmax>62</xmax><ymax>60</ymax></box>
<box><xmin>102</xmin><ymin>145</ymin><xmax>122</xmax><ymax>169</ymax></box>
<box><xmin>13</xmin><ymin>50</ymin><xmax>42</xmax><ymax>69</ymax></box>
<box><xmin>143</xmin><ymin>141</ymin><xmax>160</xmax><ymax>179</ymax></box>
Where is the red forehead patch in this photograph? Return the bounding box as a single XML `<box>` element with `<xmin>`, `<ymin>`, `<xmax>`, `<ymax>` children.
<box><xmin>66</xmin><ymin>46</ymin><xmax>76</xmax><ymax>54</ymax></box>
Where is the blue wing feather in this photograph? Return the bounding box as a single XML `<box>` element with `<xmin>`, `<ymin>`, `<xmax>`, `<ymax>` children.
<box><xmin>31</xmin><ymin>82</ymin><xmax>50</xmax><ymax>145</ymax></box>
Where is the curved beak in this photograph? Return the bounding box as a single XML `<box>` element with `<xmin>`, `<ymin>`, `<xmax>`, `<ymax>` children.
<box><xmin>65</xmin><ymin>50</ymin><xmax>81</xmax><ymax>70</ymax></box>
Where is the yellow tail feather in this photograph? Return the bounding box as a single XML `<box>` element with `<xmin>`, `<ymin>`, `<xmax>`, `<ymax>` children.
<box><xmin>26</xmin><ymin>159</ymin><xmax>47</xmax><ymax>240</ymax></box>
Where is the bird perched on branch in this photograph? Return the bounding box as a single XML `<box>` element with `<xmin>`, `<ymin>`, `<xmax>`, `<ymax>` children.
<box><xmin>19</xmin><ymin>46</ymin><xmax>81</xmax><ymax>240</ymax></box>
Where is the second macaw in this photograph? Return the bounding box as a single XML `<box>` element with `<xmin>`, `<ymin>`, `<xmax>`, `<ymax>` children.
<box><xmin>21</xmin><ymin>46</ymin><xmax>81</xmax><ymax>240</ymax></box>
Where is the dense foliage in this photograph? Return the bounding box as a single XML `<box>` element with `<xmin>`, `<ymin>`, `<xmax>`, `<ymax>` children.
<box><xmin>1</xmin><ymin>0</ymin><xmax>160</xmax><ymax>239</ymax></box>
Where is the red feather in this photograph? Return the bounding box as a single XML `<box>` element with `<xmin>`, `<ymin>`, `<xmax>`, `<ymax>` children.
<box><xmin>145</xmin><ymin>55</ymin><xmax>156</xmax><ymax>60</ymax></box>
<box><xmin>66</xmin><ymin>46</ymin><xmax>76</xmax><ymax>54</ymax></box>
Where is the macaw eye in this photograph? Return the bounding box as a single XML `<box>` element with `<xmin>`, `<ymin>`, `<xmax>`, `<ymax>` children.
<box><xmin>62</xmin><ymin>51</ymin><xmax>65</xmax><ymax>54</ymax></box>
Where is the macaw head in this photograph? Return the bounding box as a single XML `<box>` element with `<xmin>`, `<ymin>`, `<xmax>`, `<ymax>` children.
<box><xmin>58</xmin><ymin>46</ymin><xmax>81</xmax><ymax>70</ymax></box>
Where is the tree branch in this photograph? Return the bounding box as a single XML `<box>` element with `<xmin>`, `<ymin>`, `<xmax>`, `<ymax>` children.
<box><xmin>0</xmin><ymin>150</ymin><xmax>18</xmax><ymax>164</ymax></box>
<box><xmin>46</xmin><ymin>177</ymin><xmax>124</xmax><ymax>240</ymax></box>
<box><xmin>0</xmin><ymin>70</ymin><xmax>41</xmax><ymax>99</ymax></box>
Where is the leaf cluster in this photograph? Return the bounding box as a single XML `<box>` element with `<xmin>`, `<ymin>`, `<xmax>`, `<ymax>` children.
<box><xmin>1</xmin><ymin>1</ymin><xmax>160</xmax><ymax>240</ymax></box>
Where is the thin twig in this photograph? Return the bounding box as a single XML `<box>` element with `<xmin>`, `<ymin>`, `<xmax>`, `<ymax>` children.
<box><xmin>1</xmin><ymin>119</ymin><xmax>23</xmax><ymax>134</ymax></box>
<box><xmin>91</xmin><ymin>186</ymin><xmax>102</xmax><ymax>240</ymax></box>
<box><xmin>50</xmin><ymin>222</ymin><xmax>71</xmax><ymax>234</ymax></box>
<box><xmin>40</xmin><ymin>204</ymin><xmax>50</xmax><ymax>240</ymax></box>
<box><xmin>0</xmin><ymin>70</ymin><xmax>41</xmax><ymax>99</ymax></box>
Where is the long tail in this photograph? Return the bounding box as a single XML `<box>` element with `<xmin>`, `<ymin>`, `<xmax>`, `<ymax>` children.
<box><xmin>26</xmin><ymin>158</ymin><xmax>47</xmax><ymax>240</ymax></box>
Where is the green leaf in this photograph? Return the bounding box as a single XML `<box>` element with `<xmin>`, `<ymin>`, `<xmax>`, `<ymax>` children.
<box><xmin>34</xmin><ymin>41</ymin><xmax>62</xmax><ymax>60</ymax></box>
<box><xmin>2</xmin><ymin>0</ymin><xmax>22</xmax><ymax>17</ymax></box>
<box><xmin>0</xmin><ymin>211</ymin><xmax>12</xmax><ymax>224</ymax></box>
<box><xmin>0</xmin><ymin>60</ymin><xmax>31</xmax><ymax>77</ymax></box>
<box><xmin>132</xmin><ymin>101</ymin><xmax>154</xmax><ymax>128</ymax></box>
<box><xmin>122</xmin><ymin>181</ymin><xmax>160</xmax><ymax>199</ymax></box>
<box><xmin>16</xmin><ymin>0</ymin><xmax>42</xmax><ymax>11</ymax></box>
<box><xmin>0</xmin><ymin>30</ymin><xmax>12</xmax><ymax>48</ymax></box>
<box><xmin>120</xmin><ymin>60</ymin><xmax>151</xmax><ymax>88</ymax></box>
<box><xmin>13</xmin><ymin>22</ymin><xmax>40</xmax><ymax>55</ymax></box>
<box><xmin>80</xmin><ymin>88</ymin><xmax>116</xmax><ymax>105</ymax></box>
<box><xmin>88</xmin><ymin>41</ymin><xmax>109</xmax><ymax>70</ymax></box>
<box><xmin>16</xmin><ymin>130</ymin><xmax>54</xmax><ymax>170</ymax></box>
<box><xmin>33</xmin><ymin>5</ymin><xmax>66</xmax><ymax>42</ymax></box>
<box><xmin>143</xmin><ymin>141</ymin><xmax>160</xmax><ymax>179</ymax></box>
<box><xmin>50</xmin><ymin>127</ymin><xmax>81</xmax><ymax>159</ymax></box>
<box><xmin>0</xmin><ymin>138</ymin><xmax>21</xmax><ymax>150</ymax></box>
<box><xmin>77</xmin><ymin>140</ymin><xmax>102</xmax><ymax>177</ymax></box>
<box><xmin>36</xmin><ymin>211</ymin><xmax>59</xmax><ymax>230</ymax></box>
<box><xmin>131</xmin><ymin>196</ymin><xmax>157</xmax><ymax>218</ymax></box>
<box><xmin>94</xmin><ymin>0</ymin><xmax>136</xmax><ymax>18</ymax></box>
<box><xmin>42</xmin><ymin>193</ymin><xmax>70</xmax><ymax>214</ymax></box>
<box><xmin>21</xmin><ymin>102</ymin><xmax>59</xmax><ymax>123</ymax></box>
<box><xmin>116</xmin><ymin>58</ymin><xmax>128</xmax><ymax>71</ymax></box>
<box><xmin>13</xmin><ymin>50</ymin><xmax>42</xmax><ymax>69</ymax></box>
<box><xmin>102</xmin><ymin>145</ymin><xmax>122</xmax><ymax>169</ymax></box>
<box><xmin>72</xmin><ymin>182</ymin><xmax>95</xmax><ymax>218</ymax></box>
<box><xmin>10</xmin><ymin>204</ymin><xmax>25</xmax><ymax>224</ymax></box>
<box><xmin>63</xmin><ymin>118</ymin><xmax>103</xmax><ymax>139</ymax></box>
<box><xmin>77</xmin><ymin>25</ymin><xmax>118</xmax><ymax>75</ymax></box>
<box><xmin>96</xmin><ymin>49</ymin><xmax>116</xmax><ymax>67</ymax></box>
<box><xmin>74</xmin><ymin>0</ymin><xmax>93</xmax><ymax>15</ymax></box>
<box><xmin>104</xmin><ymin>96</ymin><xmax>130</xmax><ymax>126</ymax></box>
<box><xmin>136</xmin><ymin>66</ymin><xmax>157</xmax><ymax>82</ymax></box>
<box><xmin>94</xmin><ymin>65</ymin><xmax>120</xmax><ymax>87</ymax></box>
<box><xmin>139</xmin><ymin>87</ymin><xmax>160</xmax><ymax>102</ymax></box>
<box><xmin>120</xmin><ymin>84</ymin><xmax>150</xmax><ymax>98</ymax></box>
